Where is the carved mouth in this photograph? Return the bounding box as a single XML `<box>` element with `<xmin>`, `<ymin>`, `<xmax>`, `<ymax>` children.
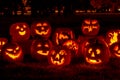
<box><xmin>50</xmin><ymin>57</ymin><xmax>65</xmax><ymax>65</ymax></box>
<box><xmin>115</xmin><ymin>53</ymin><xmax>120</xmax><ymax>57</ymax></box>
<box><xmin>37</xmin><ymin>50</ymin><xmax>49</xmax><ymax>56</ymax></box>
<box><xmin>35</xmin><ymin>29</ymin><xmax>49</xmax><ymax>35</ymax></box>
<box><xmin>19</xmin><ymin>31</ymin><xmax>26</xmax><ymax>36</ymax></box>
<box><xmin>86</xmin><ymin>57</ymin><xmax>102</xmax><ymax>64</ymax></box>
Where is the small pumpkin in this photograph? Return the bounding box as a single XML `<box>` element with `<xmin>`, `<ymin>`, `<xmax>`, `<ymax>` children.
<box><xmin>53</xmin><ymin>28</ymin><xmax>74</xmax><ymax>45</ymax></box>
<box><xmin>31</xmin><ymin>21</ymin><xmax>51</xmax><ymax>39</ymax></box>
<box><xmin>30</xmin><ymin>39</ymin><xmax>52</xmax><ymax>61</ymax></box>
<box><xmin>81</xmin><ymin>19</ymin><xmax>100</xmax><ymax>36</ymax></box>
<box><xmin>2</xmin><ymin>42</ymin><xmax>23</xmax><ymax>62</ymax></box>
<box><xmin>10</xmin><ymin>22</ymin><xmax>30</xmax><ymax>42</ymax></box>
<box><xmin>82</xmin><ymin>37</ymin><xmax>110</xmax><ymax>65</ymax></box>
<box><xmin>48</xmin><ymin>46</ymin><xmax>71</xmax><ymax>66</ymax></box>
<box><xmin>0</xmin><ymin>38</ymin><xmax>8</xmax><ymax>53</ymax></box>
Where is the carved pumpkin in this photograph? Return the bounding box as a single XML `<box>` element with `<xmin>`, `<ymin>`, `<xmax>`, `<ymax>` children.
<box><xmin>48</xmin><ymin>46</ymin><xmax>71</xmax><ymax>66</ymax></box>
<box><xmin>0</xmin><ymin>38</ymin><xmax>8</xmax><ymax>53</ymax></box>
<box><xmin>2</xmin><ymin>42</ymin><xmax>23</xmax><ymax>62</ymax></box>
<box><xmin>10</xmin><ymin>22</ymin><xmax>30</xmax><ymax>42</ymax></box>
<box><xmin>83</xmin><ymin>37</ymin><xmax>110</xmax><ymax>65</ymax></box>
<box><xmin>62</xmin><ymin>40</ymin><xmax>79</xmax><ymax>56</ymax></box>
<box><xmin>106</xmin><ymin>30</ymin><xmax>120</xmax><ymax>46</ymax></box>
<box><xmin>30</xmin><ymin>39</ymin><xmax>52</xmax><ymax>61</ymax></box>
<box><xmin>53</xmin><ymin>28</ymin><xmax>74</xmax><ymax>45</ymax></box>
<box><xmin>110</xmin><ymin>42</ymin><xmax>120</xmax><ymax>58</ymax></box>
<box><xmin>81</xmin><ymin>19</ymin><xmax>100</xmax><ymax>36</ymax></box>
<box><xmin>31</xmin><ymin>21</ymin><xmax>51</xmax><ymax>39</ymax></box>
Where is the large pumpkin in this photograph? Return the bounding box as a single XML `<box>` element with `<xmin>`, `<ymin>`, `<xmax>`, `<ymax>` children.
<box><xmin>81</xmin><ymin>19</ymin><xmax>100</xmax><ymax>36</ymax></box>
<box><xmin>30</xmin><ymin>39</ymin><xmax>52</xmax><ymax>61</ymax></box>
<box><xmin>10</xmin><ymin>22</ymin><xmax>30</xmax><ymax>42</ymax></box>
<box><xmin>106</xmin><ymin>30</ymin><xmax>120</xmax><ymax>46</ymax></box>
<box><xmin>48</xmin><ymin>46</ymin><xmax>71</xmax><ymax>66</ymax></box>
<box><xmin>53</xmin><ymin>28</ymin><xmax>74</xmax><ymax>45</ymax></box>
<box><xmin>1</xmin><ymin>42</ymin><xmax>23</xmax><ymax>62</ymax></box>
<box><xmin>0</xmin><ymin>38</ymin><xmax>8</xmax><ymax>53</ymax></box>
<box><xmin>31</xmin><ymin>21</ymin><xmax>51</xmax><ymax>39</ymax></box>
<box><xmin>82</xmin><ymin>37</ymin><xmax>110</xmax><ymax>65</ymax></box>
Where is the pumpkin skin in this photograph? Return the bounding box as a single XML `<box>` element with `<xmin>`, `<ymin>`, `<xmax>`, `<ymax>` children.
<box><xmin>48</xmin><ymin>46</ymin><xmax>71</xmax><ymax>66</ymax></box>
<box><xmin>1</xmin><ymin>42</ymin><xmax>23</xmax><ymax>62</ymax></box>
<box><xmin>82</xmin><ymin>37</ymin><xmax>110</xmax><ymax>65</ymax></box>
<box><xmin>53</xmin><ymin>28</ymin><xmax>74</xmax><ymax>45</ymax></box>
<box><xmin>106</xmin><ymin>30</ymin><xmax>120</xmax><ymax>46</ymax></box>
<box><xmin>81</xmin><ymin>19</ymin><xmax>100</xmax><ymax>36</ymax></box>
<box><xmin>30</xmin><ymin>39</ymin><xmax>52</xmax><ymax>61</ymax></box>
<box><xmin>0</xmin><ymin>38</ymin><xmax>8</xmax><ymax>53</ymax></box>
<box><xmin>110</xmin><ymin>42</ymin><xmax>120</xmax><ymax>58</ymax></box>
<box><xmin>31</xmin><ymin>21</ymin><xmax>51</xmax><ymax>39</ymax></box>
<box><xmin>10</xmin><ymin>22</ymin><xmax>30</xmax><ymax>42</ymax></box>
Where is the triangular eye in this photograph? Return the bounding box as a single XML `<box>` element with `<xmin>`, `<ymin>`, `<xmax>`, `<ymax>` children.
<box><xmin>16</xmin><ymin>26</ymin><xmax>20</xmax><ymax>29</ymax></box>
<box><xmin>16</xmin><ymin>46</ymin><xmax>20</xmax><ymax>50</ymax></box>
<box><xmin>59</xmin><ymin>50</ymin><xmax>66</xmax><ymax>55</ymax></box>
<box><xmin>84</xmin><ymin>20</ymin><xmax>90</xmax><ymax>24</ymax></box>
<box><xmin>92</xmin><ymin>20</ymin><xmax>97</xmax><ymax>24</ymax></box>
<box><xmin>44</xmin><ymin>44</ymin><xmax>49</xmax><ymax>47</ymax></box>
<box><xmin>43</xmin><ymin>23</ymin><xmax>48</xmax><ymax>26</ymax></box>
<box><xmin>114</xmin><ymin>45</ymin><xmax>119</xmax><ymax>51</ymax></box>
<box><xmin>96</xmin><ymin>49</ymin><xmax>101</xmax><ymax>54</ymax></box>
<box><xmin>88</xmin><ymin>48</ymin><xmax>92</xmax><ymax>54</ymax></box>
<box><xmin>2</xmin><ymin>42</ymin><xmax>6</xmax><ymax>45</ymax></box>
<box><xmin>23</xmin><ymin>25</ymin><xmax>27</xmax><ymax>28</ymax></box>
<box><xmin>7</xmin><ymin>48</ymin><xmax>13</xmax><ymax>52</ymax></box>
<box><xmin>37</xmin><ymin>44</ymin><xmax>42</xmax><ymax>47</ymax></box>
<box><xmin>36</xmin><ymin>23</ymin><xmax>42</xmax><ymax>26</ymax></box>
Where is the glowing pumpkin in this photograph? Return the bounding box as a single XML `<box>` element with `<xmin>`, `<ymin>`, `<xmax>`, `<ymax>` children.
<box><xmin>10</xmin><ymin>22</ymin><xmax>30</xmax><ymax>42</ymax></box>
<box><xmin>31</xmin><ymin>21</ymin><xmax>51</xmax><ymax>39</ymax></box>
<box><xmin>62</xmin><ymin>40</ymin><xmax>79</xmax><ymax>56</ymax></box>
<box><xmin>30</xmin><ymin>39</ymin><xmax>52</xmax><ymax>61</ymax></box>
<box><xmin>83</xmin><ymin>37</ymin><xmax>110</xmax><ymax>65</ymax></box>
<box><xmin>106</xmin><ymin>30</ymin><xmax>120</xmax><ymax>46</ymax></box>
<box><xmin>81</xmin><ymin>19</ymin><xmax>100</xmax><ymax>36</ymax></box>
<box><xmin>48</xmin><ymin>46</ymin><xmax>71</xmax><ymax>66</ymax></box>
<box><xmin>2</xmin><ymin>42</ymin><xmax>23</xmax><ymax>62</ymax></box>
<box><xmin>0</xmin><ymin>38</ymin><xmax>8</xmax><ymax>53</ymax></box>
<box><xmin>53</xmin><ymin>28</ymin><xmax>74</xmax><ymax>45</ymax></box>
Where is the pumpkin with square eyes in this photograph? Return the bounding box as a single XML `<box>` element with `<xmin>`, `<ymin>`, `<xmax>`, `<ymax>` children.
<box><xmin>83</xmin><ymin>38</ymin><xmax>110</xmax><ymax>65</ymax></box>
<box><xmin>30</xmin><ymin>39</ymin><xmax>52</xmax><ymax>61</ymax></box>
<box><xmin>1</xmin><ymin>42</ymin><xmax>23</xmax><ymax>62</ymax></box>
<box><xmin>31</xmin><ymin>22</ymin><xmax>51</xmax><ymax>39</ymax></box>
<box><xmin>10</xmin><ymin>22</ymin><xmax>30</xmax><ymax>42</ymax></box>
<box><xmin>53</xmin><ymin>28</ymin><xmax>74</xmax><ymax>45</ymax></box>
<box><xmin>48</xmin><ymin>46</ymin><xmax>71</xmax><ymax>66</ymax></box>
<box><xmin>0</xmin><ymin>38</ymin><xmax>8</xmax><ymax>53</ymax></box>
<box><xmin>81</xmin><ymin>19</ymin><xmax>100</xmax><ymax>36</ymax></box>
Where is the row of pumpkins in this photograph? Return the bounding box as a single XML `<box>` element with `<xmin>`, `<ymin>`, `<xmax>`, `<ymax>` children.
<box><xmin>0</xmin><ymin>19</ymin><xmax>120</xmax><ymax>66</ymax></box>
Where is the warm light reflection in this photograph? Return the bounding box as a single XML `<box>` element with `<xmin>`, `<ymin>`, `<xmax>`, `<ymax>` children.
<box><xmin>108</xmin><ymin>32</ymin><xmax>118</xmax><ymax>45</ymax></box>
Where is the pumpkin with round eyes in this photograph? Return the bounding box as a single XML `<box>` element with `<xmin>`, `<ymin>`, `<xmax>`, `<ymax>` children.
<box><xmin>1</xmin><ymin>42</ymin><xmax>23</xmax><ymax>62</ymax></box>
<box><xmin>81</xmin><ymin>19</ymin><xmax>100</xmax><ymax>36</ymax></box>
<box><xmin>10</xmin><ymin>22</ymin><xmax>30</xmax><ymax>42</ymax></box>
<box><xmin>110</xmin><ymin>42</ymin><xmax>120</xmax><ymax>58</ymax></box>
<box><xmin>62</xmin><ymin>40</ymin><xmax>79</xmax><ymax>56</ymax></box>
<box><xmin>48</xmin><ymin>46</ymin><xmax>71</xmax><ymax>66</ymax></box>
<box><xmin>31</xmin><ymin>21</ymin><xmax>51</xmax><ymax>39</ymax></box>
<box><xmin>83</xmin><ymin>37</ymin><xmax>110</xmax><ymax>65</ymax></box>
<box><xmin>106</xmin><ymin>30</ymin><xmax>120</xmax><ymax>46</ymax></box>
<box><xmin>53</xmin><ymin>28</ymin><xmax>74</xmax><ymax>45</ymax></box>
<box><xmin>30</xmin><ymin>39</ymin><xmax>52</xmax><ymax>61</ymax></box>
<box><xmin>0</xmin><ymin>38</ymin><xmax>8</xmax><ymax>53</ymax></box>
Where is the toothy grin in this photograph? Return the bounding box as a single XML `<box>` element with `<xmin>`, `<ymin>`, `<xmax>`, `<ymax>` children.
<box><xmin>51</xmin><ymin>57</ymin><xmax>64</xmax><ymax>65</ymax></box>
<box><xmin>37</xmin><ymin>50</ymin><xmax>49</xmax><ymax>56</ymax></box>
<box><xmin>35</xmin><ymin>29</ymin><xmax>49</xmax><ymax>35</ymax></box>
<box><xmin>86</xmin><ymin>57</ymin><xmax>102</xmax><ymax>64</ymax></box>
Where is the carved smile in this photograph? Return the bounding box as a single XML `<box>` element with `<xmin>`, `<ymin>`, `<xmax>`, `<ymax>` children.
<box><xmin>19</xmin><ymin>31</ymin><xmax>26</xmax><ymax>36</ymax></box>
<box><xmin>35</xmin><ymin>29</ymin><xmax>49</xmax><ymax>35</ymax></box>
<box><xmin>115</xmin><ymin>53</ymin><xmax>120</xmax><ymax>57</ymax></box>
<box><xmin>86</xmin><ymin>57</ymin><xmax>102</xmax><ymax>64</ymax></box>
<box><xmin>37</xmin><ymin>50</ymin><xmax>49</xmax><ymax>56</ymax></box>
<box><xmin>51</xmin><ymin>57</ymin><xmax>65</xmax><ymax>65</ymax></box>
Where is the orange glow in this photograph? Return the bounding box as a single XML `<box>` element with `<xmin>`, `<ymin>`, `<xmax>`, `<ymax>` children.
<box><xmin>83</xmin><ymin>26</ymin><xmax>98</xmax><ymax>32</ymax></box>
<box><xmin>108</xmin><ymin>32</ymin><xmax>118</xmax><ymax>45</ymax></box>
<box><xmin>35</xmin><ymin>29</ymin><xmax>49</xmax><ymax>35</ymax></box>
<box><xmin>19</xmin><ymin>31</ymin><xmax>26</xmax><ymax>36</ymax></box>
<box><xmin>84</xmin><ymin>20</ymin><xmax>90</xmax><ymax>24</ymax></box>
<box><xmin>43</xmin><ymin>23</ymin><xmax>48</xmax><ymax>26</ymax></box>
<box><xmin>36</xmin><ymin>23</ymin><xmax>42</xmax><ymax>26</ymax></box>
<box><xmin>114</xmin><ymin>45</ymin><xmax>119</xmax><ymax>51</ymax></box>
<box><xmin>91</xmin><ymin>20</ymin><xmax>97</xmax><ymax>24</ymax></box>
<box><xmin>86</xmin><ymin>57</ymin><xmax>102</xmax><ymax>64</ymax></box>
<box><xmin>37</xmin><ymin>50</ymin><xmax>49</xmax><ymax>56</ymax></box>
<box><xmin>59</xmin><ymin>34</ymin><xmax>69</xmax><ymax>40</ymax></box>
<box><xmin>50</xmin><ymin>57</ymin><xmax>64</xmax><ymax>65</ymax></box>
<box><xmin>96</xmin><ymin>49</ymin><xmax>101</xmax><ymax>54</ymax></box>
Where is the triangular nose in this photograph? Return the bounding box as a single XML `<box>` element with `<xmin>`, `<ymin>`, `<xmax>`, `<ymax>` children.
<box><xmin>91</xmin><ymin>52</ymin><xmax>95</xmax><ymax>57</ymax></box>
<box><xmin>55</xmin><ymin>54</ymin><xmax>60</xmax><ymax>60</ymax></box>
<box><xmin>88</xmin><ymin>26</ymin><xmax>92</xmax><ymax>32</ymax></box>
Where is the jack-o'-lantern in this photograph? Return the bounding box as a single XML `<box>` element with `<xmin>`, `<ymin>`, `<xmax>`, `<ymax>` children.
<box><xmin>110</xmin><ymin>42</ymin><xmax>120</xmax><ymax>58</ymax></box>
<box><xmin>31</xmin><ymin>21</ymin><xmax>51</xmax><ymax>39</ymax></box>
<box><xmin>83</xmin><ymin>37</ymin><xmax>110</xmax><ymax>65</ymax></box>
<box><xmin>63</xmin><ymin>40</ymin><xmax>79</xmax><ymax>56</ymax></box>
<box><xmin>53</xmin><ymin>28</ymin><xmax>74</xmax><ymax>45</ymax></box>
<box><xmin>10</xmin><ymin>22</ymin><xmax>30</xmax><ymax>42</ymax></box>
<box><xmin>0</xmin><ymin>38</ymin><xmax>8</xmax><ymax>53</ymax></box>
<box><xmin>81</xmin><ymin>19</ymin><xmax>100</xmax><ymax>36</ymax></box>
<box><xmin>30</xmin><ymin>39</ymin><xmax>52</xmax><ymax>61</ymax></box>
<box><xmin>106</xmin><ymin>30</ymin><xmax>120</xmax><ymax>46</ymax></box>
<box><xmin>48</xmin><ymin>46</ymin><xmax>71</xmax><ymax>66</ymax></box>
<box><xmin>2</xmin><ymin>42</ymin><xmax>23</xmax><ymax>62</ymax></box>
